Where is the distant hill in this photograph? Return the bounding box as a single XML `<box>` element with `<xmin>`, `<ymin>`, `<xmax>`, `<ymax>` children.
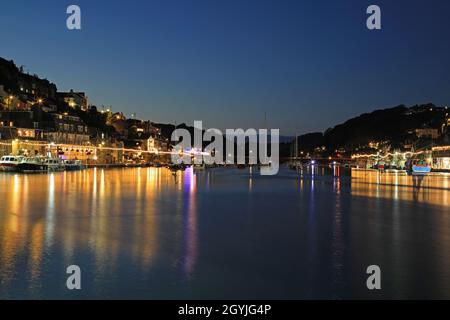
<box><xmin>295</xmin><ymin>104</ymin><xmax>447</xmax><ymax>153</ymax></box>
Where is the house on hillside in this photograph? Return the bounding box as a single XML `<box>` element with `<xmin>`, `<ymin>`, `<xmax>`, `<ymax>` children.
<box><xmin>57</xmin><ymin>89</ymin><xmax>89</xmax><ymax>111</ymax></box>
<box><xmin>415</xmin><ymin>127</ymin><xmax>440</xmax><ymax>139</ymax></box>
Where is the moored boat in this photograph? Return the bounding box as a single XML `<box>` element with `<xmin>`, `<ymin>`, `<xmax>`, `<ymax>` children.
<box><xmin>45</xmin><ymin>158</ymin><xmax>65</xmax><ymax>172</ymax></box>
<box><xmin>16</xmin><ymin>157</ymin><xmax>47</xmax><ymax>173</ymax></box>
<box><xmin>0</xmin><ymin>155</ymin><xmax>24</xmax><ymax>172</ymax></box>
<box><xmin>64</xmin><ymin>160</ymin><xmax>84</xmax><ymax>171</ymax></box>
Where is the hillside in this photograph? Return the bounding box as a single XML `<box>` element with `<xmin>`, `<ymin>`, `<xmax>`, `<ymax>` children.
<box><xmin>295</xmin><ymin>104</ymin><xmax>447</xmax><ymax>153</ymax></box>
<box><xmin>0</xmin><ymin>57</ymin><xmax>57</xmax><ymax>99</ymax></box>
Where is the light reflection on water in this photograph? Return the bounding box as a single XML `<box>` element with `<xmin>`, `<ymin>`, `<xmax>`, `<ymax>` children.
<box><xmin>351</xmin><ymin>169</ymin><xmax>450</xmax><ymax>206</ymax></box>
<box><xmin>0</xmin><ymin>166</ymin><xmax>449</xmax><ymax>299</ymax></box>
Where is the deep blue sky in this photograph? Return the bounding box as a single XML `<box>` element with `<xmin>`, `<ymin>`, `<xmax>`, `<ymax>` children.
<box><xmin>1</xmin><ymin>0</ymin><xmax>450</xmax><ymax>134</ymax></box>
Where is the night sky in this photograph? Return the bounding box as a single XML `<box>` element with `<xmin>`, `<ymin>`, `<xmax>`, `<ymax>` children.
<box><xmin>1</xmin><ymin>0</ymin><xmax>450</xmax><ymax>134</ymax></box>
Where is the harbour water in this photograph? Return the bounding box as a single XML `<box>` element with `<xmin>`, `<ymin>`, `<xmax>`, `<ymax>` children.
<box><xmin>0</xmin><ymin>166</ymin><xmax>449</xmax><ymax>299</ymax></box>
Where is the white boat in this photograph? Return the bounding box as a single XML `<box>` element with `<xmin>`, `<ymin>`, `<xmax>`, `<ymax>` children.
<box><xmin>63</xmin><ymin>160</ymin><xmax>84</xmax><ymax>171</ymax></box>
<box><xmin>16</xmin><ymin>157</ymin><xmax>47</xmax><ymax>173</ymax></box>
<box><xmin>45</xmin><ymin>158</ymin><xmax>65</xmax><ymax>172</ymax></box>
<box><xmin>0</xmin><ymin>155</ymin><xmax>24</xmax><ymax>172</ymax></box>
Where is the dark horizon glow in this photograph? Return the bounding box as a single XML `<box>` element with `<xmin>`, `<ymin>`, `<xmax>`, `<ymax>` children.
<box><xmin>1</xmin><ymin>0</ymin><xmax>450</xmax><ymax>134</ymax></box>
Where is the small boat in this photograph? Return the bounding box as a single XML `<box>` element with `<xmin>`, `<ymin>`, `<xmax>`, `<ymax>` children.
<box><xmin>45</xmin><ymin>158</ymin><xmax>65</xmax><ymax>172</ymax></box>
<box><xmin>16</xmin><ymin>157</ymin><xmax>47</xmax><ymax>173</ymax></box>
<box><xmin>64</xmin><ymin>160</ymin><xmax>84</xmax><ymax>171</ymax></box>
<box><xmin>412</xmin><ymin>160</ymin><xmax>431</xmax><ymax>175</ymax></box>
<box><xmin>0</xmin><ymin>155</ymin><xmax>24</xmax><ymax>172</ymax></box>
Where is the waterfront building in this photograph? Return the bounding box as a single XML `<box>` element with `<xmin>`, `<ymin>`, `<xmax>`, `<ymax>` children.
<box><xmin>415</xmin><ymin>127</ymin><xmax>440</xmax><ymax>139</ymax></box>
<box><xmin>127</xmin><ymin>118</ymin><xmax>160</xmax><ymax>137</ymax></box>
<box><xmin>53</xmin><ymin>143</ymin><xmax>95</xmax><ymax>163</ymax></box>
<box><xmin>93</xmin><ymin>139</ymin><xmax>124</xmax><ymax>164</ymax></box>
<box><xmin>434</xmin><ymin>156</ymin><xmax>450</xmax><ymax>170</ymax></box>
<box><xmin>148</xmin><ymin>135</ymin><xmax>169</xmax><ymax>153</ymax></box>
<box><xmin>0</xmin><ymin>110</ymin><xmax>38</xmax><ymax>129</ymax></box>
<box><xmin>0</xmin><ymin>126</ymin><xmax>44</xmax><ymax>140</ymax></box>
<box><xmin>432</xmin><ymin>146</ymin><xmax>450</xmax><ymax>170</ymax></box>
<box><xmin>47</xmin><ymin>113</ymin><xmax>90</xmax><ymax>144</ymax></box>
<box><xmin>16</xmin><ymin>74</ymin><xmax>57</xmax><ymax>99</ymax></box>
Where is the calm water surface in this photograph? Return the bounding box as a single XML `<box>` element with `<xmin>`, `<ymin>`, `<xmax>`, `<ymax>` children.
<box><xmin>0</xmin><ymin>166</ymin><xmax>449</xmax><ymax>299</ymax></box>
